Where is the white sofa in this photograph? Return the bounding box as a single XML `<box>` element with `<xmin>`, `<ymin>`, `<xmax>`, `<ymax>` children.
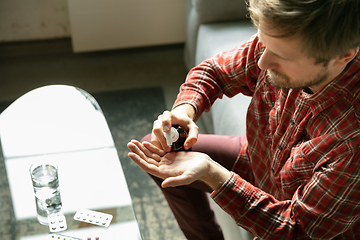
<box><xmin>184</xmin><ymin>0</ymin><xmax>258</xmax><ymax>239</ymax></box>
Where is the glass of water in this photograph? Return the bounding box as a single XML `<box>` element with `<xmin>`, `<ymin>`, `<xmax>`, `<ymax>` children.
<box><xmin>30</xmin><ymin>163</ymin><xmax>62</xmax><ymax>225</ymax></box>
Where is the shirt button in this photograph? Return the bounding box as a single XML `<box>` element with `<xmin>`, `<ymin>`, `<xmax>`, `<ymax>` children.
<box><xmin>278</xmin><ymin>145</ymin><xmax>282</xmax><ymax>151</ymax></box>
<box><xmin>299</xmin><ymin>91</ymin><xmax>303</xmax><ymax>97</ymax></box>
<box><xmin>271</xmin><ymin>101</ymin><xmax>275</xmax><ymax>107</ymax></box>
<box><xmin>271</xmin><ymin>167</ymin><xmax>275</xmax><ymax>173</ymax></box>
<box><xmin>290</xmin><ymin>119</ymin><xmax>295</xmax><ymax>125</ymax></box>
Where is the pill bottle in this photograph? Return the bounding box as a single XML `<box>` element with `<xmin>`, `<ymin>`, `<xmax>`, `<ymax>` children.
<box><xmin>165</xmin><ymin>125</ymin><xmax>188</xmax><ymax>151</ymax></box>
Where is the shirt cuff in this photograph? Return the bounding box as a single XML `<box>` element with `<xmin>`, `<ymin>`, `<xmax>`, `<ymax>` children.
<box><xmin>210</xmin><ymin>172</ymin><xmax>250</xmax><ymax>211</ymax></box>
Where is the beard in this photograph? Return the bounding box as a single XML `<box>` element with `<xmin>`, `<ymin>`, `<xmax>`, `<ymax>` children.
<box><xmin>267</xmin><ymin>69</ymin><xmax>329</xmax><ymax>90</ymax></box>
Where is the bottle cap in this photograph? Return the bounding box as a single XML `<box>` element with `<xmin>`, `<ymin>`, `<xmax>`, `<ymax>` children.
<box><xmin>170</xmin><ymin>127</ymin><xmax>179</xmax><ymax>143</ymax></box>
<box><xmin>164</xmin><ymin>127</ymin><xmax>179</xmax><ymax>146</ymax></box>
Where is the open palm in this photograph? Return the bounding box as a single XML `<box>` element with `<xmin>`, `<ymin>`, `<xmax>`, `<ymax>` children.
<box><xmin>127</xmin><ymin>140</ymin><xmax>209</xmax><ymax>188</ymax></box>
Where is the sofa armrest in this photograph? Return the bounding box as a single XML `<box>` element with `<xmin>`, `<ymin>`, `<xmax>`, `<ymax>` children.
<box><xmin>184</xmin><ymin>0</ymin><xmax>248</xmax><ymax>70</ymax></box>
<box><xmin>193</xmin><ymin>0</ymin><xmax>248</xmax><ymax>24</ymax></box>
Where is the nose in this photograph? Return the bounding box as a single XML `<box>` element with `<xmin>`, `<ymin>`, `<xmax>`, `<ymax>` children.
<box><xmin>258</xmin><ymin>49</ymin><xmax>277</xmax><ymax>70</ymax></box>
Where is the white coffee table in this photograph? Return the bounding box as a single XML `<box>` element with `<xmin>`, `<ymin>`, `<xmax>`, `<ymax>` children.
<box><xmin>0</xmin><ymin>85</ymin><xmax>142</xmax><ymax>240</ymax></box>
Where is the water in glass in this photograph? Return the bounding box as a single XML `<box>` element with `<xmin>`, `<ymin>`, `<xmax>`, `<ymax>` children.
<box><xmin>31</xmin><ymin>164</ymin><xmax>62</xmax><ymax>225</ymax></box>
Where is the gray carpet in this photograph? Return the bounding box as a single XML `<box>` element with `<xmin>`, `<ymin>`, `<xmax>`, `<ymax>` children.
<box><xmin>93</xmin><ymin>87</ymin><xmax>185</xmax><ymax>240</ymax></box>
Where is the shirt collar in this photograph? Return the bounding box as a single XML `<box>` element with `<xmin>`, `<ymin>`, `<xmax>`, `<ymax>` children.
<box><xmin>299</xmin><ymin>55</ymin><xmax>360</xmax><ymax>115</ymax></box>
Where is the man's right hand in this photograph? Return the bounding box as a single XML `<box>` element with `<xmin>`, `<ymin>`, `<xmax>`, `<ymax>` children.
<box><xmin>151</xmin><ymin>104</ymin><xmax>199</xmax><ymax>152</ymax></box>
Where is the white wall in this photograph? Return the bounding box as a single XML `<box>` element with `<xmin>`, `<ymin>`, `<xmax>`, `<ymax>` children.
<box><xmin>67</xmin><ymin>0</ymin><xmax>185</xmax><ymax>52</ymax></box>
<box><xmin>0</xmin><ymin>0</ymin><xmax>185</xmax><ymax>52</ymax></box>
<box><xmin>0</xmin><ymin>0</ymin><xmax>70</xmax><ymax>42</ymax></box>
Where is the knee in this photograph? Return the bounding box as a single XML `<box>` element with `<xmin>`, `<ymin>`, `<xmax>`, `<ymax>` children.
<box><xmin>141</xmin><ymin>133</ymin><xmax>151</xmax><ymax>143</ymax></box>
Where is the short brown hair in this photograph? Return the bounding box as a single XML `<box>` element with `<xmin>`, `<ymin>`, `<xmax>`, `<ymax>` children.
<box><xmin>249</xmin><ymin>0</ymin><xmax>360</xmax><ymax>63</ymax></box>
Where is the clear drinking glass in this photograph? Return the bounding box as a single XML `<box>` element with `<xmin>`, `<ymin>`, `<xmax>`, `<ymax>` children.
<box><xmin>29</xmin><ymin>163</ymin><xmax>62</xmax><ymax>225</ymax></box>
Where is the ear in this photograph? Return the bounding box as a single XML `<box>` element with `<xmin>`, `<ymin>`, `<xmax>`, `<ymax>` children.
<box><xmin>334</xmin><ymin>48</ymin><xmax>359</xmax><ymax>66</ymax></box>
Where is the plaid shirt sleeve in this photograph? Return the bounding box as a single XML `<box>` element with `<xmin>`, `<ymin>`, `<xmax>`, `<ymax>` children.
<box><xmin>173</xmin><ymin>34</ymin><xmax>262</xmax><ymax>121</ymax></box>
<box><xmin>174</xmin><ymin>33</ymin><xmax>360</xmax><ymax>239</ymax></box>
<box><xmin>212</xmin><ymin>150</ymin><xmax>360</xmax><ymax>239</ymax></box>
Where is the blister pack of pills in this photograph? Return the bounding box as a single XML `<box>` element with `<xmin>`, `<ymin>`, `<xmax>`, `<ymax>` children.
<box><xmin>73</xmin><ymin>209</ymin><xmax>113</xmax><ymax>227</ymax></box>
<box><xmin>48</xmin><ymin>211</ymin><xmax>67</xmax><ymax>232</ymax></box>
<box><xmin>48</xmin><ymin>233</ymin><xmax>82</xmax><ymax>240</ymax></box>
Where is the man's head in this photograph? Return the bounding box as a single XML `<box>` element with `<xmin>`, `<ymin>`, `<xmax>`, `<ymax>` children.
<box><xmin>248</xmin><ymin>0</ymin><xmax>359</xmax><ymax>92</ymax></box>
<box><xmin>249</xmin><ymin>0</ymin><xmax>360</xmax><ymax>64</ymax></box>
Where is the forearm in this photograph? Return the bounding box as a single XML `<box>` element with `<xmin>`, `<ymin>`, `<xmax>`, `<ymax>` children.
<box><xmin>173</xmin><ymin>38</ymin><xmax>260</xmax><ymax>120</ymax></box>
<box><xmin>171</xmin><ymin>103</ymin><xmax>196</xmax><ymax>121</ymax></box>
<box><xmin>173</xmin><ymin>67</ymin><xmax>221</xmax><ymax>121</ymax></box>
<box><xmin>201</xmin><ymin>157</ymin><xmax>232</xmax><ymax>191</ymax></box>
<box><xmin>173</xmin><ymin>56</ymin><xmax>232</xmax><ymax>121</ymax></box>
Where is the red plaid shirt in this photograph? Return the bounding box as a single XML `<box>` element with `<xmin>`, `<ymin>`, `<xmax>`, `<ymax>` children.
<box><xmin>174</xmin><ymin>34</ymin><xmax>360</xmax><ymax>239</ymax></box>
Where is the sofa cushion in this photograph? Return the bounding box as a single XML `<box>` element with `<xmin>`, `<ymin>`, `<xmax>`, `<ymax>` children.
<box><xmin>195</xmin><ymin>21</ymin><xmax>256</xmax><ymax>136</ymax></box>
<box><xmin>211</xmin><ymin>94</ymin><xmax>252</xmax><ymax>136</ymax></box>
<box><xmin>195</xmin><ymin>21</ymin><xmax>256</xmax><ymax>65</ymax></box>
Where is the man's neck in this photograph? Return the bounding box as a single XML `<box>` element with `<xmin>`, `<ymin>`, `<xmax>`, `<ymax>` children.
<box><xmin>308</xmin><ymin>65</ymin><xmax>347</xmax><ymax>93</ymax></box>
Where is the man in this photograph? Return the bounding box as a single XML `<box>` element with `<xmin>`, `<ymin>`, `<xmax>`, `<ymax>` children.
<box><xmin>128</xmin><ymin>0</ymin><xmax>360</xmax><ymax>239</ymax></box>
